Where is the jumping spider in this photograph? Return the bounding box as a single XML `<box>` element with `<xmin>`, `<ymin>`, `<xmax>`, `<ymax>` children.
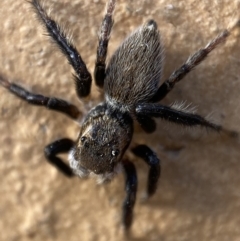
<box><xmin>0</xmin><ymin>0</ymin><xmax>238</xmax><ymax>230</ymax></box>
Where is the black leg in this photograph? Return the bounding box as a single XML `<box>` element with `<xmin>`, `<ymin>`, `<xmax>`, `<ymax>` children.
<box><xmin>44</xmin><ymin>138</ymin><xmax>75</xmax><ymax>177</ymax></box>
<box><xmin>31</xmin><ymin>0</ymin><xmax>92</xmax><ymax>98</ymax></box>
<box><xmin>136</xmin><ymin>115</ymin><xmax>157</xmax><ymax>133</ymax></box>
<box><xmin>151</xmin><ymin>22</ymin><xmax>240</xmax><ymax>102</ymax></box>
<box><xmin>136</xmin><ymin>103</ymin><xmax>223</xmax><ymax>131</ymax></box>
<box><xmin>132</xmin><ymin>145</ymin><xmax>160</xmax><ymax>198</ymax></box>
<box><xmin>94</xmin><ymin>0</ymin><xmax>115</xmax><ymax>88</ymax></box>
<box><xmin>122</xmin><ymin>160</ymin><xmax>137</xmax><ymax>230</ymax></box>
<box><xmin>0</xmin><ymin>75</ymin><xmax>81</xmax><ymax>120</ymax></box>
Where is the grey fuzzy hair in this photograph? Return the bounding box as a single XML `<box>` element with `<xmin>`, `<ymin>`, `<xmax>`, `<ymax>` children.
<box><xmin>170</xmin><ymin>101</ymin><xmax>197</xmax><ymax>114</ymax></box>
<box><xmin>105</xmin><ymin>20</ymin><xmax>164</xmax><ymax>113</ymax></box>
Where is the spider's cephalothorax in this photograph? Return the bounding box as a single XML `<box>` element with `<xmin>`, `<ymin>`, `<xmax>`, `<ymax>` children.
<box><xmin>70</xmin><ymin>103</ymin><xmax>133</xmax><ymax>182</ymax></box>
<box><xmin>0</xmin><ymin>0</ymin><xmax>238</xmax><ymax>230</ymax></box>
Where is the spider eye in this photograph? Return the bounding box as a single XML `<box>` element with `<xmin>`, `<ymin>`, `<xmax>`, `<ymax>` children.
<box><xmin>111</xmin><ymin>150</ymin><xmax>119</xmax><ymax>157</ymax></box>
<box><xmin>80</xmin><ymin>136</ymin><xmax>89</xmax><ymax>148</ymax></box>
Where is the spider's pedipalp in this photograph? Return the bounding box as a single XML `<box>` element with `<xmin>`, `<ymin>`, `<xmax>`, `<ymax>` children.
<box><xmin>45</xmin><ymin>138</ymin><xmax>75</xmax><ymax>177</ymax></box>
<box><xmin>31</xmin><ymin>0</ymin><xmax>92</xmax><ymax>98</ymax></box>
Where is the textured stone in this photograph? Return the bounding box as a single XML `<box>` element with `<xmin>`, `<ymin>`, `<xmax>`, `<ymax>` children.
<box><xmin>0</xmin><ymin>0</ymin><xmax>240</xmax><ymax>240</ymax></box>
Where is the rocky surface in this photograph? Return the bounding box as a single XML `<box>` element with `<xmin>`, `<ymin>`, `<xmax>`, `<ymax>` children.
<box><xmin>0</xmin><ymin>0</ymin><xmax>240</xmax><ymax>240</ymax></box>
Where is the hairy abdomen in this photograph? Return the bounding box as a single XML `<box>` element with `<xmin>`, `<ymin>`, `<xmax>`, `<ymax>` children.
<box><xmin>105</xmin><ymin>20</ymin><xmax>163</xmax><ymax>111</ymax></box>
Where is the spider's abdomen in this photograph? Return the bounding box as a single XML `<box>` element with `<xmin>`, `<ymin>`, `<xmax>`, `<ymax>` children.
<box><xmin>105</xmin><ymin>20</ymin><xmax>163</xmax><ymax>112</ymax></box>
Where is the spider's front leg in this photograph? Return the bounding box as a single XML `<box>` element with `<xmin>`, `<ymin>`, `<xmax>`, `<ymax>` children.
<box><xmin>132</xmin><ymin>145</ymin><xmax>161</xmax><ymax>198</ymax></box>
<box><xmin>122</xmin><ymin>147</ymin><xmax>160</xmax><ymax>230</ymax></box>
<box><xmin>94</xmin><ymin>0</ymin><xmax>115</xmax><ymax>88</ymax></box>
<box><xmin>122</xmin><ymin>160</ymin><xmax>137</xmax><ymax>230</ymax></box>
<box><xmin>45</xmin><ymin>138</ymin><xmax>75</xmax><ymax>177</ymax></box>
<box><xmin>0</xmin><ymin>75</ymin><xmax>81</xmax><ymax>120</ymax></box>
<box><xmin>31</xmin><ymin>0</ymin><xmax>92</xmax><ymax>98</ymax></box>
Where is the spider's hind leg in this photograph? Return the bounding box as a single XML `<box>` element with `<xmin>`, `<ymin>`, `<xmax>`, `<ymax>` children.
<box><xmin>151</xmin><ymin>20</ymin><xmax>240</xmax><ymax>102</ymax></box>
<box><xmin>94</xmin><ymin>0</ymin><xmax>116</xmax><ymax>88</ymax></box>
<box><xmin>132</xmin><ymin>145</ymin><xmax>161</xmax><ymax>198</ymax></box>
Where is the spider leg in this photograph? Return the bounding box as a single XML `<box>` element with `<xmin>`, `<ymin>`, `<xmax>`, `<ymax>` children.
<box><xmin>44</xmin><ymin>138</ymin><xmax>75</xmax><ymax>177</ymax></box>
<box><xmin>136</xmin><ymin>103</ymin><xmax>223</xmax><ymax>131</ymax></box>
<box><xmin>0</xmin><ymin>75</ymin><xmax>81</xmax><ymax>120</ymax></box>
<box><xmin>94</xmin><ymin>0</ymin><xmax>115</xmax><ymax>88</ymax></box>
<box><xmin>136</xmin><ymin>115</ymin><xmax>157</xmax><ymax>133</ymax></box>
<box><xmin>31</xmin><ymin>0</ymin><xmax>92</xmax><ymax>98</ymax></box>
<box><xmin>122</xmin><ymin>160</ymin><xmax>137</xmax><ymax>230</ymax></box>
<box><xmin>151</xmin><ymin>23</ymin><xmax>239</xmax><ymax>102</ymax></box>
<box><xmin>132</xmin><ymin>145</ymin><xmax>160</xmax><ymax>198</ymax></box>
